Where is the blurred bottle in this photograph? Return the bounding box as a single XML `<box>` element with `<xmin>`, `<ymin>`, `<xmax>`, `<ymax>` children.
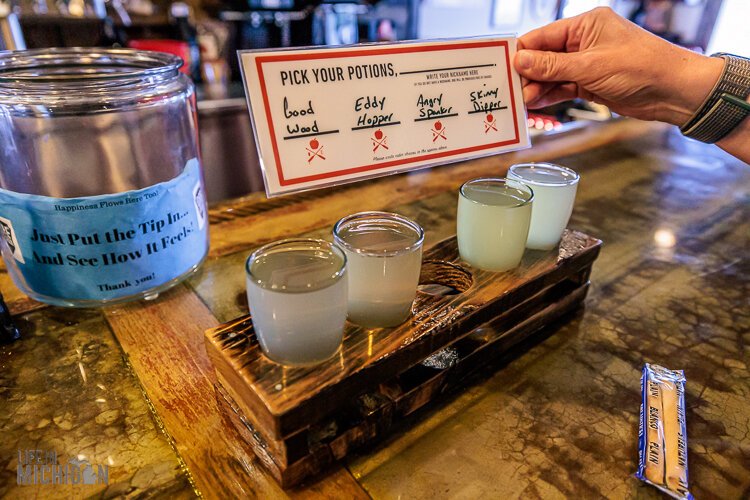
<box><xmin>170</xmin><ymin>2</ymin><xmax>201</xmax><ymax>81</ymax></box>
<box><xmin>0</xmin><ymin>1</ymin><xmax>26</xmax><ymax>51</ymax></box>
<box><xmin>313</xmin><ymin>3</ymin><xmax>360</xmax><ymax>46</ymax></box>
<box><xmin>376</xmin><ymin>18</ymin><xmax>396</xmax><ymax>42</ymax></box>
<box><xmin>198</xmin><ymin>21</ymin><xmax>230</xmax><ymax>99</ymax></box>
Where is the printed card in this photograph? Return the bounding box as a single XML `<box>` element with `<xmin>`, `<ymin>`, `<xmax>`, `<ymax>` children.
<box><xmin>239</xmin><ymin>37</ymin><xmax>530</xmax><ymax>196</ymax></box>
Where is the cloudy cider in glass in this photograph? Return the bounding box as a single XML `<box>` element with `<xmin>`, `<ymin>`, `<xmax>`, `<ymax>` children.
<box><xmin>457</xmin><ymin>179</ymin><xmax>533</xmax><ymax>271</ymax></box>
<box><xmin>507</xmin><ymin>163</ymin><xmax>579</xmax><ymax>250</ymax></box>
<box><xmin>246</xmin><ymin>240</ymin><xmax>347</xmax><ymax>366</ymax></box>
<box><xmin>334</xmin><ymin>213</ymin><xmax>423</xmax><ymax>328</ymax></box>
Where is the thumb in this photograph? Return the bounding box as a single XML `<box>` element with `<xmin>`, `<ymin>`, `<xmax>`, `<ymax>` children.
<box><xmin>515</xmin><ymin>49</ymin><xmax>582</xmax><ymax>83</ymax></box>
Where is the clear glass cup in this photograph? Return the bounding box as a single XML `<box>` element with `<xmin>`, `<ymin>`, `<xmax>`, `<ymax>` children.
<box><xmin>457</xmin><ymin>178</ymin><xmax>533</xmax><ymax>271</ymax></box>
<box><xmin>246</xmin><ymin>239</ymin><xmax>348</xmax><ymax>366</ymax></box>
<box><xmin>507</xmin><ymin>163</ymin><xmax>580</xmax><ymax>250</ymax></box>
<box><xmin>333</xmin><ymin>211</ymin><xmax>424</xmax><ymax>328</ymax></box>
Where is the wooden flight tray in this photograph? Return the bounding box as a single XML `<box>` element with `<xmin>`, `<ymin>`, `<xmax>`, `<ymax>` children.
<box><xmin>205</xmin><ymin>230</ymin><xmax>602</xmax><ymax>488</ymax></box>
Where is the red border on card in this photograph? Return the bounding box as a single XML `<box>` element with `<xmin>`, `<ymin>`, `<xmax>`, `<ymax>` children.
<box><xmin>254</xmin><ymin>40</ymin><xmax>520</xmax><ymax>187</ymax></box>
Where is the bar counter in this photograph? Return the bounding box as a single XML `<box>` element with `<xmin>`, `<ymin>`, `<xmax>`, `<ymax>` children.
<box><xmin>1</xmin><ymin>119</ymin><xmax>748</xmax><ymax>498</ymax></box>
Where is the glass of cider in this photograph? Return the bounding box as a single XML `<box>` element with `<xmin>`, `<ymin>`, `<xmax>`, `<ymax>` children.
<box><xmin>507</xmin><ymin>163</ymin><xmax>579</xmax><ymax>250</ymax></box>
<box><xmin>246</xmin><ymin>238</ymin><xmax>348</xmax><ymax>366</ymax></box>
<box><xmin>333</xmin><ymin>212</ymin><xmax>424</xmax><ymax>328</ymax></box>
<box><xmin>457</xmin><ymin>178</ymin><xmax>533</xmax><ymax>271</ymax></box>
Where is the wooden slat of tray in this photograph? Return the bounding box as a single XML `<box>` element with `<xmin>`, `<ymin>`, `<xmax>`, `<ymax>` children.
<box><xmin>205</xmin><ymin>230</ymin><xmax>601</xmax><ymax>441</ymax></box>
<box><xmin>215</xmin><ymin>273</ymin><xmax>591</xmax><ymax>487</ymax></box>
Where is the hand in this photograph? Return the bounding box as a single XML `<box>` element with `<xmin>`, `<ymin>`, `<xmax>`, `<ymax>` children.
<box><xmin>514</xmin><ymin>7</ymin><xmax>724</xmax><ymax>126</ymax></box>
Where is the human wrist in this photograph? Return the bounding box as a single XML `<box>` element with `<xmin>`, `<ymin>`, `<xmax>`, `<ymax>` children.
<box><xmin>655</xmin><ymin>52</ymin><xmax>724</xmax><ymax>126</ymax></box>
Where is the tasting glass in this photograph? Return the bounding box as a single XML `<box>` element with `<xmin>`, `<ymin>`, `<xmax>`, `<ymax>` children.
<box><xmin>457</xmin><ymin>178</ymin><xmax>534</xmax><ymax>271</ymax></box>
<box><xmin>333</xmin><ymin>211</ymin><xmax>424</xmax><ymax>328</ymax></box>
<box><xmin>507</xmin><ymin>163</ymin><xmax>580</xmax><ymax>250</ymax></box>
<box><xmin>246</xmin><ymin>239</ymin><xmax>348</xmax><ymax>366</ymax></box>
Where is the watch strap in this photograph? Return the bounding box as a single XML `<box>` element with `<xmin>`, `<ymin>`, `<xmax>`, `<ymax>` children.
<box><xmin>680</xmin><ymin>53</ymin><xmax>750</xmax><ymax>144</ymax></box>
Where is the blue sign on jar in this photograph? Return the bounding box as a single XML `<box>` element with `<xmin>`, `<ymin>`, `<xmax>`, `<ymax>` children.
<box><xmin>0</xmin><ymin>159</ymin><xmax>208</xmax><ymax>305</ymax></box>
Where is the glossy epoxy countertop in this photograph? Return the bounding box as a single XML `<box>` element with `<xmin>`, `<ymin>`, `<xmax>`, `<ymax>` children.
<box><xmin>1</xmin><ymin>119</ymin><xmax>748</xmax><ymax>498</ymax></box>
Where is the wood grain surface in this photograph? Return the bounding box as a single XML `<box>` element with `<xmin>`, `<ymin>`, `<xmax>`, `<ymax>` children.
<box><xmin>103</xmin><ymin>285</ymin><xmax>368</xmax><ymax>498</ymax></box>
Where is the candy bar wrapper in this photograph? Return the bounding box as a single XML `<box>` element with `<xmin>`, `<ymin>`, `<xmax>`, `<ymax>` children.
<box><xmin>637</xmin><ymin>363</ymin><xmax>693</xmax><ymax>500</ymax></box>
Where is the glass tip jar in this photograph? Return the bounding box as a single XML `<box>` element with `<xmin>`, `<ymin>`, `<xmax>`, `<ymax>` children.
<box><xmin>0</xmin><ymin>48</ymin><xmax>209</xmax><ymax>307</ymax></box>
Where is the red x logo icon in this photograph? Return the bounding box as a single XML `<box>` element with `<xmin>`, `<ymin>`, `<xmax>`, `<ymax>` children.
<box><xmin>306</xmin><ymin>138</ymin><xmax>325</xmax><ymax>163</ymax></box>
<box><xmin>431</xmin><ymin>121</ymin><xmax>446</xmax><ymax>142</ymax></box>
<box><xmin>484</xmin><ymin>113</ymin><xmax>497</xmax><ymax>133</ymax></box>
<box><xmin>372</xmin><ymin>129</ymin><xmax>388</xmax><ymax>152</ymax></box>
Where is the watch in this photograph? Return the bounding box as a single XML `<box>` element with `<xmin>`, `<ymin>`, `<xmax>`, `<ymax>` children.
<box><xmin>680</xmin><ymin>53</ymin><xmax>750</xmax><ymax>144</ymax></box>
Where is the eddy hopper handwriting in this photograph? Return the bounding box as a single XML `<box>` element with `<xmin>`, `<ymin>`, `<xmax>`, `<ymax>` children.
<box><xmin>240</xmin><ymin>37</ymin><xmax>529</xmax><ymax>196</ymax></box>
